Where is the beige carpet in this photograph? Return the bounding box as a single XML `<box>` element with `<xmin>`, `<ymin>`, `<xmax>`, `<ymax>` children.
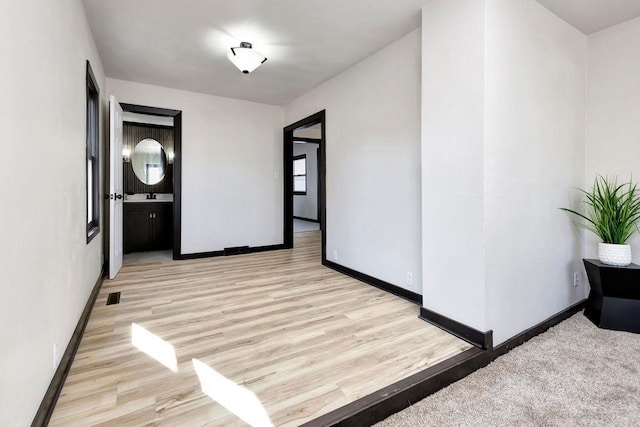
<box><xmin>376</xmin><ymin>313</ymin><xmax>640</xmax><ymax>427</ymax></box>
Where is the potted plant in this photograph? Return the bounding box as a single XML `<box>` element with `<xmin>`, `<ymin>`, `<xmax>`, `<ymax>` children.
<box><xmin>561</xmin><ymin>175</ymin><xmax>640</xmax><ymax>267</ymax></box>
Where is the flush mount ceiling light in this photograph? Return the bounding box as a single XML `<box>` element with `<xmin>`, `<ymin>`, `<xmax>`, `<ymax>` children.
<box><xmin>227</xmin><ymin>42</ymin><xmax>267</xmax><ymax>74</ymax></box>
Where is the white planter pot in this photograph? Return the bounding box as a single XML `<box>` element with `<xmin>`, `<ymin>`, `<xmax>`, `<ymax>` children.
<box><xmin>598</xmin><ymin>243</ymin><xmax>632</xmax><ymax>267</ymax></box>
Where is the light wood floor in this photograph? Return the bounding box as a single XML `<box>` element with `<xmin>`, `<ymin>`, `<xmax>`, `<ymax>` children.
<box><xmin>50</xmin><ymin>232</ymin><xmax>470</xmax><ymax>426</ymax></box>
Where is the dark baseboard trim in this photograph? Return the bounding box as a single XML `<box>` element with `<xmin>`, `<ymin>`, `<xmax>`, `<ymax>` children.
<box><xmin>293</xmin><ymin>215</ymin><xmax>320</xmax><ymax>223</ymax></box>
<box><xmin>250</xmin><ymin>244</ymin><xmax>287</xmax><ymax>253</ymax></box>
<box><xmin>492</xmin><ymin>299</ymin><xmax>586</xmax><ymax>356</ymax></box>
<box><xmin>179</xmin><ymin>249</ymin><xmax>224</xmax><ymax>259</ymax></box>
<box><xmin>31</xmin><ymin>264</ymin><xmax>106</xmax><ymax>427</ymax></box>
<box><xmin>305</xmin><ymin>298</ymin><xmax>587</xmax><ymax>427</ymax></box>
<box><xmin>419</xmin><ymin>307</ymin><xmax>493</xmax><ymax>350</ymax></box>
<box><xmin>323</xmin><ymin>260</ymin><xmax>422</xmax><ymax>305</ymax></box>
<box><xmin>301</xmin><ymin>347</ymin><xmax>490</xmax><ymax>427</ymax></box>
<box><xmin>178</xmin><ymin>244</ymin><xmax>287</xmax><ymax>260</ymax></box>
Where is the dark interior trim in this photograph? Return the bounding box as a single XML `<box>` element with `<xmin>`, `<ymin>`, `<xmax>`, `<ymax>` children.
<box><xmin>492</xmin><ymin>299</ymin><xmax>586</xmax><ymax>356</ymax></box>
<box><xmin>316</xmin><ymin>146</ymin><xmax>320</xmax><ymax>222</ymax></box>
<box><xmin>122</xmin><ymin>121</ymin><xmax>174</xmax><ymax>130</ymax></box>
<box><xmin>419</xmin><ymin>307</ymin><xmax>493</xmax><ymax>350</ymax></box>
<box><xmin>85</xmin><ymin>60</ymin><xmax>100</xmax><ymax>244</ymax></box>
<box><xmin>119</xmin><ymin>103</ymin><xmax>180</xmax><ymax>117</ymax></box>
<box><xmin>293</xmin><ymin>215</ymin><xmax>320</xmax><ymax>223</ymax></box>
<box><xmin>119</xmin><ymin>103</ymin><xmax>182</xmax><ymax>260</ymax></box>
<box><xmin>177</xmin><ymin>244</ymin><xmax>286</xmax><ymax>260</ymax></box>
<box><xmin>305</xmin><ymin>299</ymin><xmax>587</xmax><ymax>426</ymax></box>
<box><xmin>31</xmin><ymin>265</ymin><xmax>106</xmax><ymax>427</ymax></box>
<box><xmin>173</xmin><ymin>113</ymin><xmax>182</xmax><ymax>259</ymax></box>
<box><xmin>283</xmin><ymin>110</ymin><xmax>326</xmax><ymax>263</ymax></box>
<box><xmin>302</xmin><ymin>347</ymin><xmax>487</xmax><ymax>427</ymax></box>
<box><xmin>324</xmin><ymin>260</ymin><xmax>422</xmax><ymax>305</ymax></box>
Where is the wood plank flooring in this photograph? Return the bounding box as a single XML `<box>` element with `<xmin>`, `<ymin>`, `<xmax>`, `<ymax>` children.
<box><xmin>50</xmin><ymin>232</ymin><xmax>470</xmax><ymax>426</ymax></box>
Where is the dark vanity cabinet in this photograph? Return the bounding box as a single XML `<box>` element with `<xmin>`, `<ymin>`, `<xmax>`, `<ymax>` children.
<box><xmin>124</xmin><ymin>202</ymin><xmax>173</xmax><ymax>253</ymax></box>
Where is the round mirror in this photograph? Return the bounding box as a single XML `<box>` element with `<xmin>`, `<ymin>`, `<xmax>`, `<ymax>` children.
<box><xmin>131</xmin><ymin>138</ymin><xmax>167</xmax><ymax>185</ymax></box>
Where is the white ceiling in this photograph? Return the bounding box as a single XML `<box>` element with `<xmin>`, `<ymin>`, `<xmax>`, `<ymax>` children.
<box><xmin>536</xmin><ymin>0</ymin><xmax>640</xmax><ymax>34</ymax></box>
<box><xmin>82</xmin><ymin>0</ymin><xmax>427</xmax><ymax>106</ymax></box>
<box><xmin>84</xmin><ymin>1</ymin><xmax>640</xmax><ymax>107</ymax></box>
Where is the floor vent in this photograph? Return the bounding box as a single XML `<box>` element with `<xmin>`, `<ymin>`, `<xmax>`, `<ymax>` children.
<box><xmin>106</xmin><ymin>292</ymin><xmax>121</xmax><ymax>305</ymax></box>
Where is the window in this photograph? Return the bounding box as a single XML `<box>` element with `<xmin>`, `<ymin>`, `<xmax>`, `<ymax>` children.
<box><xmin>293</xmin><ymin>154</ymin><xmax>307</xmax><ymax>195</ymax></box>
<box><xmin>86</xmin><ymin>60</ymin><xmax>100</xmax><ymax>243</ymax></box>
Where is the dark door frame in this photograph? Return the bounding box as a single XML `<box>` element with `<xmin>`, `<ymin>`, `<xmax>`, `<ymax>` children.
<box><xmin>283</xmin><ymin>110</ymin><xmax>326</xmax><ymax>262</ymax></box>
<box><xmin>117</xmin><ymin>103</ymin><xmax>183</xmax><ymax>260</ymax></box>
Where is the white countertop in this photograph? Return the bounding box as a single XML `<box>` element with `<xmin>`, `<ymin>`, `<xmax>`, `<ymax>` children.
<box><xmin>124</xmin><ymin>193</ymin><xmax>173</xmax><ymax>203</ymax></box>
<box><xmin>124</xmin><ymin>199</ymin><xmax>173</xmax><ymax>203</ymax></box>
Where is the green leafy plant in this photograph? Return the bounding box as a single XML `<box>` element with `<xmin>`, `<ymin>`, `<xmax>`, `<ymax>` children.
<box><xmin>561</xmin><ymin>175</ymin><xmax>640</xmax><ymax>244</ymax></box>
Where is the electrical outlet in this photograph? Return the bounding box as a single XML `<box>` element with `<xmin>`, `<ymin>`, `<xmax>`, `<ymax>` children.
<box><xmin>573</xmin><ymin>272</ymin><xmax>580</xmax><ymax>287</ymax></box>
<box><xmin>332</xmin><ymin>250</ymin><xmax>338</xmax><ymax>261</ymax></box>
<box><xmin>53</xmin><ymin>343</ymin><xmax>59</xmax><ymax>368</ymax></box>
<box><xmin>406</xmin><ymin>272</ymin><xmax>413</xmax><ymax>287</ymax></box>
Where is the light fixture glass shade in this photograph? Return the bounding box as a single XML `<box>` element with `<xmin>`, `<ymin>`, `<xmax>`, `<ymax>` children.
<box><xmin>227</xmin><ymin>42</ymin><xmax>267</xmax><ymax>74</ymax></box>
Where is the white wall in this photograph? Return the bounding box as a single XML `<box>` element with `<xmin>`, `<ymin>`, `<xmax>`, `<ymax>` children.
<box><xmin>293</xmin><ymin>143</ymin><xmax>319</xmax><ymax>220</ymax></box>
<box><xmin>421</xmin><ymin>0</ymin><xmax>586</xmax><ymax>344</ymax></box>
<box><xmin>285</xmin><ymin>29</ymin><xmax>422</xmax><ymax>294</ymax></box>
<box><xmin>0</xmin><ymin>0</ymin><xmax>105</xmax><ymax>424</ymax></box>
<box><xmin>586</xmin><ymin>16</ymin><xmax>640</xmax><ymax>261</ymax></box>
<box><xmin>484</xmin><ymin>0</ymin><xmax>587</xmax><ymax>344</ymax></box>
<box><xmin>421</xmin><ymin>0</ymin><xmax>488</xmax><ymax>331</ymax></box>
<box><xmin>106</xmin><ymin>79</ymin><xmax>284</xmax><ymax>254</ymax></box>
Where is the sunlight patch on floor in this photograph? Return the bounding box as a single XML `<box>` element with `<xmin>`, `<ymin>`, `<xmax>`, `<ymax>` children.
<box><xmin>192</xmin><ymin>358</ymin><xmax>273</xmax><ymax>427</ymax></box>
<box><xmin>131</xmin><ymin>323</ymin><xmax>178</xmax><ymax>372</ymax></box>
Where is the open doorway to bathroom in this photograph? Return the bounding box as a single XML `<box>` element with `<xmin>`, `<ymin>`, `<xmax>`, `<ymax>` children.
<box><xmin>283</xmin><ymin>111</ymin><xmax>326</xmax><ymax>256</ymax></box>
<box><xmin>104</xmin><ymin>102</ymin><xmax>182</xmax><ymax>269</ymax></box>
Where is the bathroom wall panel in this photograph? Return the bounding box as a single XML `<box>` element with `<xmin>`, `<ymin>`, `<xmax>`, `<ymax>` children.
<box><xmin>123</xmin><ymin>122</ymin><xmax>174</xmax><ymax>194</ymax></box>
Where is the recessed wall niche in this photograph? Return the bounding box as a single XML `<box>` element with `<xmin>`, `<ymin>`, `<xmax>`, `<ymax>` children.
<box><xmin>123</xmin><ymin>122</ymin><xmax>174</xmax><ymax>194</ymax></box>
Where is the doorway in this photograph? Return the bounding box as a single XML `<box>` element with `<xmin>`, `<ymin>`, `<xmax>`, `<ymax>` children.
<box><xmin>121</xmin><ymin>103</ymin><xmax>183</xmax><ymax>261</ymax></box>
<box><xmin>283</xmin><ymin>111</ymin><xmax>326</xmax><ymax>259</ymax></box>
<box><xmin>293</xmin><ymin>130</ymin><xmax>320</xmax><ymax>233</ymax></box>
<box><xmin>105</xmin><ymin>101</ymin><xmax>183</xmax><ymax>278</ymax></box>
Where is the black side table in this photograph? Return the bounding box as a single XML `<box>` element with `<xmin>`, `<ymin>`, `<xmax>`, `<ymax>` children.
<box><xmin>583</xmin><ymin>259</ymin><xmax>640</xmax><ymax>333</ymax></box>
